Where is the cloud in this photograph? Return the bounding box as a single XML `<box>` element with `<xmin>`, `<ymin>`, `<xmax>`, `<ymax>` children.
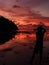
<box><xmin>15</xmin><ymin>0</ymin><xmax>49</xmax><ymax>7</ymax></box>
<box><xmin>0</xmin><ymin>0</ymin><xmax>49</xmax><ymax>17</ymax></box>
<box><xmin>15</xmin><ymin>0</ymin><xmax>20</xmax><ymax>2</ymax></box>
<box><xmin>13</xmin><ymin>5</ymin><xmax>21</xmax><ymax>8</ymax></box>
<box><xmin>16</xmin><ymin>7</ymin><xmax>49</xmax><ymax>24</ymax></box>
<box><xmin>0</xmin><ymin>0</ymin><xmax>49</xmax><ymax>25</ymax></box>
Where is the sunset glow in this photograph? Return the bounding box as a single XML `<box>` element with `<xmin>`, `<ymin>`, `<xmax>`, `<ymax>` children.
<box><xmin>0</xmin><ymin>9</ymin><xmax>49</xmax><ymax>26</ymax></box>
<box><xmin>0</xmin><ymin>1</ymin><xmax>49</xmax><ymax>65</ymax></box>
<box><xmin>0</xmin><ymin>0</ymin><xmax>49</xmax><ymax>27</ymax></box>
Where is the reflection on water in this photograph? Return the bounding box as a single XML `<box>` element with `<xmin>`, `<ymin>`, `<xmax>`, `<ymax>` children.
<box><xmin>0</xmin><ymin>32</ymin><xmax>49</xmax><ymax>50</ymax></box>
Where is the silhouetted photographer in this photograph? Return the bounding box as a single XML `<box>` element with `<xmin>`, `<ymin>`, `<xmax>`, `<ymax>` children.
<box><xmin>30</xmin><ymin>25</ymin><xmax>46</xmax><ymax>65</ymax></box>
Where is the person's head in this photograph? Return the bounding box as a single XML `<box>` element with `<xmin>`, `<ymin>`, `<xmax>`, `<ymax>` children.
<box><xmin>38</xmin><ymin>25</ymin><xmax>43</xmax><ymax>31</ymax></box>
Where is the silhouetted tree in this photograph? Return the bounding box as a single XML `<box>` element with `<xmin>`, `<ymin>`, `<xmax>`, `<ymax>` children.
<box><xmin>0</xmin><ymin>16</ymin><xmax>18</xmax><ymax>44</ymax></box>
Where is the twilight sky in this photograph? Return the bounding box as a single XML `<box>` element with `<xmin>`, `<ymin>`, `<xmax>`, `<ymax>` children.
<box><xmin>0</xmin><ymin>0</ymin><xmax>49</xmax><ymax>26</ymax></box>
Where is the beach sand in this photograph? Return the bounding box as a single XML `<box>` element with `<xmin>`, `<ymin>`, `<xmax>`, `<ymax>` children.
<box><xmin>0</xmin><ymin>40</ymin><xmax>49</xmax><ymax>65</ymax></box>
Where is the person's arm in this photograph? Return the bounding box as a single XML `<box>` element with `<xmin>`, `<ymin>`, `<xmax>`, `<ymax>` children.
<box><xmin>43</xmin><ymin>28</ymin><xmax>46</xmax><ymax>33</ymax></box>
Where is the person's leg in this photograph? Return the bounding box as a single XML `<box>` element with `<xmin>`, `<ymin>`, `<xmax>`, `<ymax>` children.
<box><xmin>39</xmin><ymin>48</ymin><xmax>43</xmax><ymax>65</ymax></box>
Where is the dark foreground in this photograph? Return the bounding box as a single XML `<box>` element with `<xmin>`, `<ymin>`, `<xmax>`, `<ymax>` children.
<box><xmin>0</xmin><ymin>41</ymin><xmax>49</xmax><ymax>65</ymax></box>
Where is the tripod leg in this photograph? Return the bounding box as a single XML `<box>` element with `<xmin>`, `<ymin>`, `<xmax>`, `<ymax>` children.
<box><xmin>39</xmin><ymin>49</ymin><xmax>43</xmax><ymax>65</ymax></box>
<box><xmin>30</xmin><ymin>50</ymin><xmax>36</xmax><ymax>65</ymax></box>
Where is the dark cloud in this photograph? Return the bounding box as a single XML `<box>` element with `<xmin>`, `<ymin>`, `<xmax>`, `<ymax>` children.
<box><xmin>15</xmin><ymin>0</ymin><xmax>19</xmax><ymax>2</ymax></box>
<box><xmin>13</xmin><ymin>5</ymin><xmax>20</xmax><ymax>8</ymax></box>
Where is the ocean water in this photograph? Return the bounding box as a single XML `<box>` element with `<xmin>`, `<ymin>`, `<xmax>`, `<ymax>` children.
<box><xmin>0</xmin><ymin>32</ymin><xmax>49</xmax><ymax>50</ymax></box>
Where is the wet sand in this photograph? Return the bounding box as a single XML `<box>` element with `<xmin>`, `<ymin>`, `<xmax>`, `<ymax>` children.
<box><xmin>0</xmin><ymin>40</ymin><xmax>49</xmax><ymax>65</ymax></box>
